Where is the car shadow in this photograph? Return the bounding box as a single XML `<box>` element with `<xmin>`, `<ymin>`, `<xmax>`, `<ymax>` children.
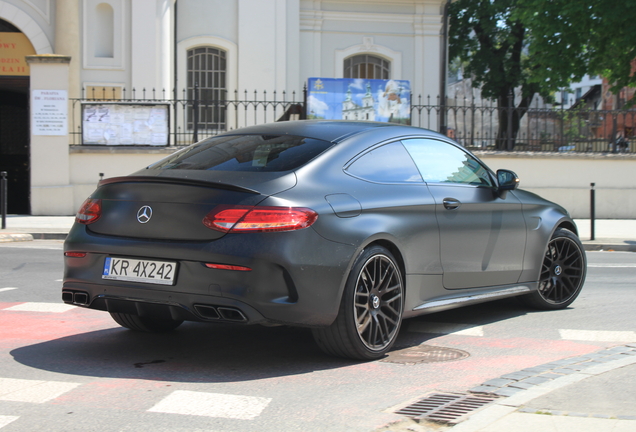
<box><xmin>11</xmin><ymin>297</ymin><xmax>533</xmax><ymax>382</ymax></box>
<box><xmin>10</xmin><ymin>322</ymin><xmax>358</xmax><ymax>383</ymax></box>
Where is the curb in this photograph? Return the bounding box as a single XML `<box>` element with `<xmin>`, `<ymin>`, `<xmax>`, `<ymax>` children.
<box><xmin>582</xmin><ymin>243</ymin><xmax>636</xmax><ymax>252</ymax></box>
<box><xmin>450</xmin><ymin>344</ymin><xmax>636</xmax><ymax>431</ymax></box>
<box><xmin>0</xmin><ymin>233</ymin><xmax>34</xmax><ymax>243</ymax></box>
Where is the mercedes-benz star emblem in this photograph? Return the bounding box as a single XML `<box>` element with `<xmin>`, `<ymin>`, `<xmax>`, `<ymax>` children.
<box><xmin>137</xmin><ymin>206</ymin><xmax>153</xmax><ymax>224</ymax></box>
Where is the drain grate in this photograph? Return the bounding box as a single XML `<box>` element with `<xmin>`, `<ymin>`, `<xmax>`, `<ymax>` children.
<box><xmin>395</xmin><ymin>392</ymin><xmax>499</xmax><ymax>424</ymax></box>
<box><xmin>381</xmin><ymin>345</ymin><xmax>469</xmax><ymax>364</ymax></box>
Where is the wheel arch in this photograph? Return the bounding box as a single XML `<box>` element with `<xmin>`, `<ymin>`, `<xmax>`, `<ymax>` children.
<box><xmin>556</xmin><ymin>219</ymin><xmax>579</xmax><ymax>237</ymax></box>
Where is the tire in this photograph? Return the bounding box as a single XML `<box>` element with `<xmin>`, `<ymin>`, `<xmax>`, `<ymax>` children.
<box><xmin>519</xmin><ymin>228</ymin><xmax>587</xmax><ymax>310</ymax></box>
<box><xmin>110</xmin><ymin>312</ymin><xmax>183</xmax><ymax>333</ymax></box>
<box><xmin>312</xmin><ymin>245</ymin><xmax>404</xmax><ymax>360</ymax></box>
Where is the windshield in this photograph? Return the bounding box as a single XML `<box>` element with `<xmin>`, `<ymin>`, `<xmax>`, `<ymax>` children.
<box><xmin>150</xmin><ymin>134</ymin><xmax>334</xmax><ymax>172</ymax></box>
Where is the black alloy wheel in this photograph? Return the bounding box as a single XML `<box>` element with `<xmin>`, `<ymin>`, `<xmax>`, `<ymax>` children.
<box><xmin>312</xmin><ymin>245</ymin><xmax>404</xmax><ymax>360</ymax></box>
<box><xmin>520</xmin><ymin>228</ymin><xmax>586</xmax><ymax>310</ymax></box>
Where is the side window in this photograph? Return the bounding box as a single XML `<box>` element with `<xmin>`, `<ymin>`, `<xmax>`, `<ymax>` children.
<box><xmin>346</xmin><ymin>141</ymin><xmax>422</xmax><ymax>183</ymax></box>
<box><xmin>402</xmin><ymin>139</ymin><xmax>494</xmax><ymax>186</ymax></box>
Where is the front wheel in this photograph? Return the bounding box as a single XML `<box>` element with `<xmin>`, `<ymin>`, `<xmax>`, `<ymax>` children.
<box><xmin>312</xmin><ymin>245</ymin><xmax>404</xmax><ymax>360</ymax></box>
<box><xmin>110</xmin><ymin>312</ymin><xmax>183</xmax><ymax>333</ymax></box>
<box><xmin>520</xmin><ymin>228</ymin><xmax>586</xmax><ymax>310</ymax></box>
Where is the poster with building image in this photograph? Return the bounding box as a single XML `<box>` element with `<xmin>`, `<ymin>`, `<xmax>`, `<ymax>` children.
<box><xmin>307</xmin><ymin>78</ymin><xmax>411</xmax><ymax>125</ymax></box>
<box><xmin>82</xmin><ymin>103</ymin><xmax>170</xmax><ymax>145</ymax></box>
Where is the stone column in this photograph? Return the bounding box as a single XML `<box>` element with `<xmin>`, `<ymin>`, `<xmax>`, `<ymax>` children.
<box><xmin>26</xmin><ymin>55</ymin><xmax>74</xmax><ymax>216</ymax></box>
<box><xmin>55</xmin><ymin>0</ymin><xmax>80</xmax><ymax>100</ymax></box>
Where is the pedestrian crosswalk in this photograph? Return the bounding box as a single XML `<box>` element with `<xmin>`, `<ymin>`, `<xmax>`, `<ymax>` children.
<box><xmin>0</xmin><ymin>301</ymin><xmax>634</xmax><ymax>430</ymax></box>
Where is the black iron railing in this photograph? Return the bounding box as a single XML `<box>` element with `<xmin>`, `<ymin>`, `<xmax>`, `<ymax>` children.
<box><xmin>70</xmin><ymin>86</ymin><xmax>635</xmax><ymax>153</ymax></box>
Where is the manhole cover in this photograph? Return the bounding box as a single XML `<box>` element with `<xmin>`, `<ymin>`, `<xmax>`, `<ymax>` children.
<box><xmin>381</xmin><ymin>345</ymin><xmax>469</xmax><ymax>364</ymax></box>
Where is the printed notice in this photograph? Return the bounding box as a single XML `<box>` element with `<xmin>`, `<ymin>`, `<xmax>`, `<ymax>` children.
<box><xmin>82</xmin><ymin>103</ymin><xmax>169</xmax><ymax>145</ymax></box>
<box><xmin>32</xmin><ymin>90</ymin><xmax>68</xmax><ymax>136</ymax></box>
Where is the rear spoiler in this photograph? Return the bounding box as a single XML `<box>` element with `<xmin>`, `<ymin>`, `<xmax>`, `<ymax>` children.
<box><xmin>99</xmin><ymin>176</ymin><xmax>260</xmax><ymax>195</ymax></box>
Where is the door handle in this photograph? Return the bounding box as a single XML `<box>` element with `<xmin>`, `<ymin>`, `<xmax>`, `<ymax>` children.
<box><xmin>443</xmin><ymin>198</ymin><xmax>461</xmax><ymax>210</ymax></box>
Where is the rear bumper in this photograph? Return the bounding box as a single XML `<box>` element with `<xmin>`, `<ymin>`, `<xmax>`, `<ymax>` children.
<box><xmin>63</xmin><ymin>224</ymin><xmax>355</xmax><ymax>327</ymax></box>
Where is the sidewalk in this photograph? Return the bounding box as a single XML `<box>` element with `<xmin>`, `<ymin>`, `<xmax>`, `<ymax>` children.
<box><xmin>445</xmin><ymin>346</ymin><xmax>636</xmax><ymax>432</ymax></box>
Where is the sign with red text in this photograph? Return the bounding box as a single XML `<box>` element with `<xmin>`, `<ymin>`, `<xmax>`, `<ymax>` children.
<box><xmin>0</xmin><ymin>32</ymin><xmax>35</xmax><ymax>76</ymax></box>
<box><xmin>32</xmin><ymin>90</ymin><xmax>68</xmax><ymax>135</ymax></box>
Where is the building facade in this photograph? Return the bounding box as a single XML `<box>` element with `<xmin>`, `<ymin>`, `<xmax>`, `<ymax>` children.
<box><xmin>0</xmin><ymin>0</ymin><xmax>447</xmax><ymax>215</ymax></box>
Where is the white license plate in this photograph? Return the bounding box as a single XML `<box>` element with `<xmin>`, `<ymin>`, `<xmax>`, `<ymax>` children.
<box><xmin>102</xmin><ymin>257</ymin><xmax>177</xmax><ymax>285</ymax></box>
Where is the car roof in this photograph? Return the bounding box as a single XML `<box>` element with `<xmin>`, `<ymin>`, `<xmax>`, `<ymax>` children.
<box><xmin>217</xmin><ymin>120</ymin><xmax>416</xmax><ymax>143</ymax></box>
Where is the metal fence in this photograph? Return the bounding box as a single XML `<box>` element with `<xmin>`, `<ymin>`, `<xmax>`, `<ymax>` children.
<box><xmin>70</xmin><ymin>87</ymin><xmax>636</xmax><ymax>153</ymax></box>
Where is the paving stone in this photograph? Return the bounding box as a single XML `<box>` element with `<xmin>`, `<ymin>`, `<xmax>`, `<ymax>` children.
<box><xmin>470</xmin><ymin>386</ymin><xmax>498</xmax><ymax>395</ymax></box>
<box><xmin>482</xmin><ymin>378</ymin><xmax>515</xmax><ymax>387</ymax></box>
<box><xmin>493</xmin><ymin>387</ymin><xmax>525</xmax><ymax>397</ymax></box>
<box><xmin>518</xmin><ymin>376</ymin><xmax>551</xmax><ymax>385</ymax></box>
<box><xmin>605</xmin><ymin>346</ymin><xmax>633</xmax><ymax>354</ymax></box>
<box><xmin>538</xmin><ymin>373</ymin><xmax>564</xmax><ymax>379</ymax></box>
<box><xmin>507</xmin><ymin>381</ymin><xmax>536</xmax><ymax>390</ymax></box>
<box><xmin>551</xmin><ymin>368</ymin><xmax>578</xmax><ymax>375</ymax></box>
<box><xmin>520</xmin><ymin>366</ymin><xmax>553</xmax><ymax>374</ymax></box>
<box><xmin>591</xmin><ymin>414</ymin><xmax>612</xmax><ymax>419</ymax></box>
<box><xmin>617</xmin><ymin>415</ymin><xmax>636</xmax><ymax>420</ymax></box>
<box><xmin>500</xmin><ymin>372</ymin><xmax>533</xmax><ymax>381</ymax></box>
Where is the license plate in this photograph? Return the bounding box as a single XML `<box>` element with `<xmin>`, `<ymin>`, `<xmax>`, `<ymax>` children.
<box><xmin>102</xmin><ymin>257</ymin><xmax>177</xmax><ymax>285</ymax></box>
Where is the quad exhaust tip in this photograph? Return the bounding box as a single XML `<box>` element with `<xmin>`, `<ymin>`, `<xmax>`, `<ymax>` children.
<box><xmin>194</xmin><ymin>304</ymin><xmax>247</xmax><ymax>322</ymax></box>
<box><xmin>62</xmin><ymin>290</ymin><xmax>90</xmax><ymax>305</ymax></box>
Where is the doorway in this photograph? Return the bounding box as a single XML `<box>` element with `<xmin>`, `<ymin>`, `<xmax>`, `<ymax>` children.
<box><xmin>0</xmin><ymin>77</ymin><xmax>30</xmax><ymax>214</ymax></box>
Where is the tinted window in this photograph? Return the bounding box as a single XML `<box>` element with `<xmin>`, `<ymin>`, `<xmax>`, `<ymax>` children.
<box><xmin>346</xmin><ymin>141</ymin><xmax>422</xmax><ymax>183</ymax></box>
<box><xmin>150</xmin><ymin>135</ymin><xmax>334</xmax><ymax>172</ymax></box>
<box><xmin>402</xmin><ymin>138</ymin><xmax>494</xmax><ymax>186</ymax></box>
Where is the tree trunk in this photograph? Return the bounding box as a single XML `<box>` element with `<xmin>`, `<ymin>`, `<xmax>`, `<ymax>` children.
<box><xmin>495</xmin><ymin>90</ymin><xmax>534</xmax><ymax>150</ymax></box>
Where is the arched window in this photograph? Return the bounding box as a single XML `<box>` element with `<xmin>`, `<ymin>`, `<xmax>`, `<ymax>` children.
<box><xmin>95</xmin><ymin>3</ymin><xmax>114</xmax><ymax>58</ymax></box>
<box><xmin>343</xmin><ymin>54</ymin><xmax>390</xmax><ymax>79</ymax></box>
<box><xmin>187</xmin><ymin>47</ymin><xmax>227</xmax><ymax>130</ymax></box>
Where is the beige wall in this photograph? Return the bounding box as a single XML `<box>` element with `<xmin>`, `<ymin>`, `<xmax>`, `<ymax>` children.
<box><xmin>60</xmin><ymin>148</ymin><xmax>636</xmax><ymax>218</ymax></box>
<box><xmin>478</xmin><ymin>152</ymin><xmax>636</xmax><ymax>219</ymax></box>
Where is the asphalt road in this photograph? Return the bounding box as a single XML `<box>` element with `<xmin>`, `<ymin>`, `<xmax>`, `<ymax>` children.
<box><xmin>0</xmin><ymin>241</ymin><xmax>634</xmax><ymax>432</ymax></box>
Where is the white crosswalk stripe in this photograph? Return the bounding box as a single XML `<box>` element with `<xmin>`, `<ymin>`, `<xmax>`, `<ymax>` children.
<box><xmin>408</xmin><ymin>322</ymin><xmax>484</xmax><ymax>336</ymax></box>
<box><xmin>148</xmin><ymin>390</ymin><xmax>272</xmax><ymax>420</ymax></box>
<box><xmin>0</xmin><ymin>378</ymin><xmax>80</xmax><ymax>403</ymax></box>
<box><xmin>0</xmin><ymin>416</ymin><xmax>19</xmax><ymax>429</ymax></box>
<box><xmin>2</xmin><ymin>302</ymin><xmax>76</xmax><ymax>313</ymax></box>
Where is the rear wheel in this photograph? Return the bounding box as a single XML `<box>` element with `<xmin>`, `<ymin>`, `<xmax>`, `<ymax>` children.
<box><xmin>110</xmin><ymin>312</ymin><xmax>183</xmax><ymax>333</ymax></box>
<box><xmin>520</xmin><ymin>228</ymin><xmax>586</xmax><ymax>310</ymax></box>
<box><xmin>312</xmin><ymin>245</ymin><xmax>404</xmax><ymax>360</ymax></box>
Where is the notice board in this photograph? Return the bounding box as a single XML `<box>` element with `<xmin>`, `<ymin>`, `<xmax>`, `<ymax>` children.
<box><xmin>82</xmin><ymin>103</ymin><xmax>170</xmax><ymax>145</ymax></box>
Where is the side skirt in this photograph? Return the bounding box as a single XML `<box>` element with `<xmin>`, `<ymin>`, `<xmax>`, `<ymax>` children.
<box><xmin>411</xmin><ymin>284</ymin><xmax>536</xmax><ymax>315</ymax></box>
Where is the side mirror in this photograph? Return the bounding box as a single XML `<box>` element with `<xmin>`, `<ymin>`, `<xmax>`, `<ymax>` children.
<box><xmin>497</xmin><ymin>169</ymin><xmax>519</xmax><ymax>194</ymax></box>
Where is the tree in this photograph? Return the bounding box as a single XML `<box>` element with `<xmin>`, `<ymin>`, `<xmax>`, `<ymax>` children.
<box><xmin>449</xmin><ymin>0</ymin><xmax>636</xmax><ymax>150</ymax></box>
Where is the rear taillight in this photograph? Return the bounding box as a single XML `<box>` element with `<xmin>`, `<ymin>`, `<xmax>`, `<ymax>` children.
<box><xmin>76</xmin><ymin>198</ymin><xmax>102</xmax><ymax>224</ymax></box>
<box><xmin>203</xmin><ymin>205</ymin><xmax>318</xmax><ymax>233</ymax></box>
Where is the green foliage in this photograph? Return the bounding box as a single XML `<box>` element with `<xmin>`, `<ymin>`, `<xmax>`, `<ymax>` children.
<box><xmin>451</xmin><ymin>0</ymin><xmax>636</xmax><ymax>98</ymax></box>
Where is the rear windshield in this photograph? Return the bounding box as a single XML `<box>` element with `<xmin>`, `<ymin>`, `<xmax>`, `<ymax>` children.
<box><xmin>150</xmin><ymin>134</ymin><xmax>334</xmax><ymax>172</ymax></box>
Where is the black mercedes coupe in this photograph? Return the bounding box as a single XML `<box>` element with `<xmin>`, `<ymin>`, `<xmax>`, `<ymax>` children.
<box><xmin>63</xmin><ymin>120</ymin><xmax>586</xmax><ymax>360</ymax></box>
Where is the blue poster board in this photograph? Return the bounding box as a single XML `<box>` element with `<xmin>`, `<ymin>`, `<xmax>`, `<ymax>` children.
<box><xmin>307</xmin><ymin>78</ymin><xmax>411</xmax><ymax>125</ymax></box>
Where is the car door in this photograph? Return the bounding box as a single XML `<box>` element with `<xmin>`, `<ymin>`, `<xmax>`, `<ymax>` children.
<box><xmin>402</xmin><ymin>138</ymin><xmax>526</xmax><ymax>289</ymax></box>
